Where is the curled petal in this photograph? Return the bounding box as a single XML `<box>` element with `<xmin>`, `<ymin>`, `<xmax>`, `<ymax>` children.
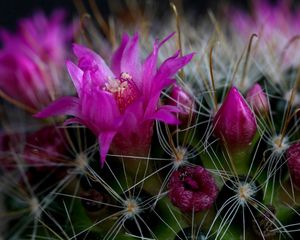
<box><xmin>142</xmin><ymin>32</ymin><xmax>175</xmax><ymax>96</ymax></box>
<box><xmin>152</xmin><ymin>52</ymin><xmax>194</xmax><ymax>95</ymax></box>
<box><xmin>73</xmin><ymin>43</ymin><xmax>114</xmax><ymax>79</ymax></box>
<box><xmin>149</xmin><ymin>105</ymin><xmax>181</xmax><ymax>125</ymax></box>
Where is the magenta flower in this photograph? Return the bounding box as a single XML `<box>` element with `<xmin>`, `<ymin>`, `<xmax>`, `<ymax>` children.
<box><xmin>287</xmin><ymin>142</ymin><xmax>300</xmax><ymax>189</ymax></box>
<box><xmin>168</xmin><ymin>166</ymin><xmax>218</xmax><ymax>213</ymax></box>
<box><xmin>35</xmin><ymin>33</ymin><xmax>194</xmax><ymax>166</ymax></box>
<box><xmin>246</xmin><ymin>83</ymin><xmax>269</xmax><ymax>116</ymax></box>
<box><xmin>213</xmin><ymin>87</ymin><xmax>257</xmax><ymax>151</ymax></box>
<box><xmin>230</xmin><ymin>0</ymin><xmax>300</xmax><ymax>68</ymax></box>
<box><xmin>0</xmin><ymin>10</ymin><xmax>75</xmax><ymax>110</ymax></box>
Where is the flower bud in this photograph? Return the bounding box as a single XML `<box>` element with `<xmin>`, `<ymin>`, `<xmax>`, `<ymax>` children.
<box><xmin>213</xmin><ymin>86</ymin><xmax>257</xmax><ymax>151</ymax></box>
<box><xmin>168</xmin><ymin>166</ymin><xmax>218</xmax><ymax>213</ymax></box>
<box><xmin>167</xmin><ymin>84</ymin><xmax>195</xmax><ymax>124</ymax></box>
<box><xmin>287</xmin><ymin>142</ymin><xmax>300</xmax><ymax>189</ymax></box>
<box><xmin>246</xmin><ymin>83</ymin><xmax>269</xmax><ymax>116</ymax></box>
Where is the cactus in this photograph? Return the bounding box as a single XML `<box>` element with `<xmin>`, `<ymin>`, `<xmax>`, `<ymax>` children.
<box><xmin>1</xmin><ymin>0</ymin><xmax>300</xmax><ymax>239</ymax></box>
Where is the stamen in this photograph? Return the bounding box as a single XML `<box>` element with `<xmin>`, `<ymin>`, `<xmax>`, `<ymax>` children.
<box><xmin>104</xmin><ymin>72</ymin><xmax>139</xmax><ymax>112</ymax></box>
<box><xmin>104</xmin><ymin>77</ymin><xmax>122</xmax><ymax>93</ymax></box>
<box><xmin>120</xmin><ymin>72</ymin><xmax>133</xmax><ymax>81</ymax></box>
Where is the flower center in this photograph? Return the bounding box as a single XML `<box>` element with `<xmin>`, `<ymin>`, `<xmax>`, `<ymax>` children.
<box><xmin>104</xmin><ymin>72</ymin><xmax>140</xmax><ymax>113</ymax></box>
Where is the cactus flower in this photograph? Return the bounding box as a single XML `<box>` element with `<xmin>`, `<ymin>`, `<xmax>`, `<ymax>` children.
<box><xmin>213</xmin><ymin>86</ymin><xmax>257</xmax><ymax>151</ymax></box>
<box><xmin>0</xmin><ymin>10</ymin><xmax>75</xmax><ymax>110</ymax></box>
<box><xmin>168</xmin><ymin>166</ymin><xmax>218</xmax><ymax>213</ymax></box>
<box><xmin>35</xmin><ymin>33</ymin><xmax>194</xmax><ymax>166</ymax></box>
<box><xmin>246</xmin><ymin>83</ymin><xmax>269</xmax><ymax>116</ymax></box>
<box><xmin>287</xmin><ymin>142</ymin><xmax>300</xmax><ymax>189</ymax></box>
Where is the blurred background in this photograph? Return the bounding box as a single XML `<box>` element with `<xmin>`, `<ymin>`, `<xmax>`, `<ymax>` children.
<box><xmin>0</xmin><ymin>0</ymin><xmax>248</xmax><ymax>29</ymax></box>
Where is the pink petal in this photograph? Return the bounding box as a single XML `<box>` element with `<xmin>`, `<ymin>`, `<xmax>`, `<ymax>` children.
<box><xmin>66</xmin><ymin>60</ymin><xmax>83</xmax><ymax>96</ymax></box>
<box><xmin>34</xmin><ymin>96</ymin><xmax>81</xmax><ymax>118</ymax></box>
<box><xmin>120</xmin><ymin>33</ymin><xmax>142</xmax><ymax>86</ymax></box>
<box><xmin>79</xmin><ymin>78</ymin><xmax>122</xmax><ymax>132</ymax></box>
<box><xmin>159</xmin><ymin>51</ymin><xmax>194</xmax><ymax>74</ymax></box>
<box><xmin>118</xmin><ymin>100</ymin><xmax>143</xmax><ymax>135</ymax></box>
<box><xmin>149</xmin><ymin>105</ymin><xmax>180</xmax><ymax>125</ymax></box>
<box><xmin>143</xmin><ymin>79</ymin><xmax>175</xmax><ymax>119</ymax></box>
<box><xmin>152</xmin><ymin>52</ymin><xmax>194</xmax><ymax>95</ymax></box>
<box><xmin>73</xmin><ymin>44</ymin><xmax>114</xmax><ymax>79</ymax></box>
<box><xmin>98</xmin><ymin>131</ymin><xmax>116</xmax><ymax>167</ymax></box>
<box><xmin>111</xmin><ymin>33</ymin><xmax>130</xmax><ymax>76</ymax></box>
<box><xmin>142</xmin><ymin>32</ymin><xmax>175</xmax><ymax>96</ymax></box>
<box><xmin>246</xmin><ymin>83</ymin><xmax>269</xmax><ymax>115</ymax></box>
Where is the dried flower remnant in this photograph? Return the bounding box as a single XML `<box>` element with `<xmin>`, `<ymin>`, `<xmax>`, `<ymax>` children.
<box><xmin>168</xmin><ymin>166</ymin><xmax>218</xmax><ymax>213</ymax></box>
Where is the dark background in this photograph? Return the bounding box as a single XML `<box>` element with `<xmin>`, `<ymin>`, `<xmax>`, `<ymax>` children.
<box><xmin>0</xmin><ymin>0</ymin><xmax>248</xmax><ymax>30</ymax></box>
